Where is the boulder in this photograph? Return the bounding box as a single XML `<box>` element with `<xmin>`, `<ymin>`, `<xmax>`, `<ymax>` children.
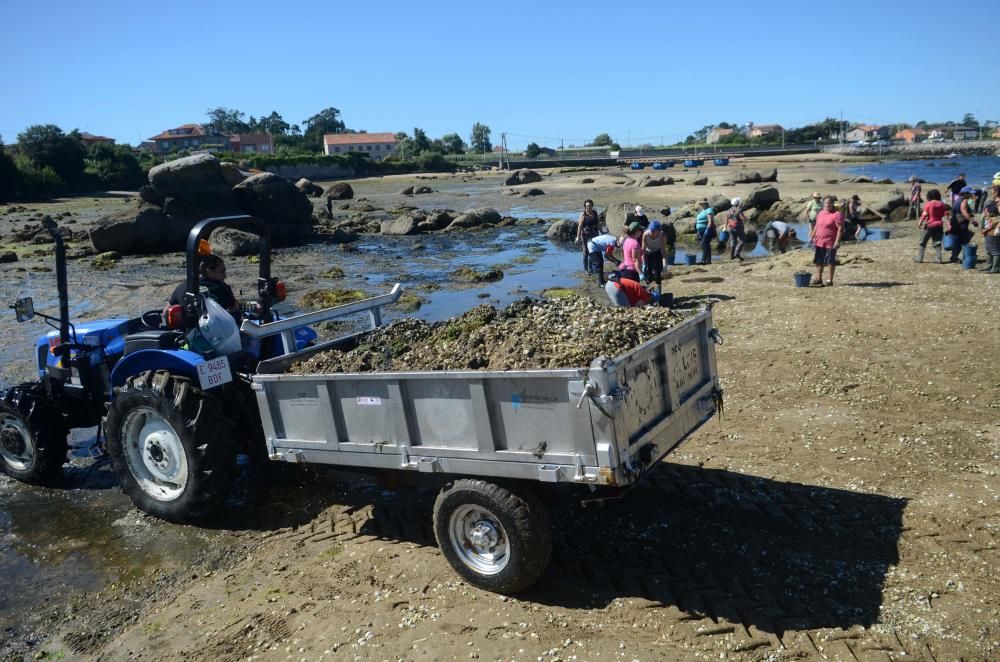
<box><xmin>520</xmin><ymin>188</ymin><xmax>545</xmax><ymax>197</ymax></box>
<box><xmin>674</xmin><ymin>217</ymin><xmax>697</xmax><ymax>235</ymax></box>
<box><xmin>399</xmin><ymin>186</ymin><xmax>415</xmax><ymax>195</ymax></box>
<box><xmin>637</xmin><ymin>176</ymin><xmax>673</xmax><ymax>187</ymax></box>
<box><xmin>211</xmin><ymin>228</ymin><xmax>260</xmax><ymax>256</ymax></box>
<box><xmin>872</xmin><ymin>189</ymin><xmax>906</xmax><ymax>214</ymax></box>
<box><xmin>148</xmin><ymin>153</ymin><xmax>231</xmax><ymax>197</ymax></box>
<box><xmin>162</xmin><ymin>189</ymin><xmax>241</xmax><ymax>225</ymax></box>
<box><xmin>380</xmin><ymin>216</ymin><xmax>421</xmax><ymax>235</ymax></box>
<box><xmin>447</xmin><ymin>208</ymin><xmax>501</xmax><ymax>230</ymax></box>
<box><xmin>138</xmin><ymin>184</ymin><xmax>164</xmax><ymax>206</ymax></box>
<box><xmin>413</xmin><ymin>186</ymin><xmax>433</xmax><ymax>194</ymax></box>
<box><xmin>545</xmin><ymin>219</ymin><xmax>577</xmax><ymax>241</ymax></box>
<box><xmin>743</xmin><ymin>185</ymin><xmax>781</xmax><ymax>211</ymax></box>
<box><xmin>602</xmin><ymin>203</ymin><xmax>637</xmax><ymax>234</ymax></box>
<box><xmin>234</xmin><ymin>173</ymin><xmax>314</xmax><ymax>235</ymax></box>
<box><xmin>424</xmin><ymin>210</ymin><xmax>453</xmax><ymax>230</ymax></box>
<box><xmin>89</xmin><ymin>204</ymin><xmax>172</xmax><ymax>254</ymax></box>
<box><xmin>0</xmin><ymin>251</ymin><xmax>17</xmax><ymax>263</ymax></box>
<box><xmin>325</xmin><ymin>182</ymin><xmax>354</xmax><ymax>200</ymax></box>
<box><xmin>725</xmin><ymin>169</ymin><xmax>778</xmax><ymax>185</ymax></box>
<box><xmin>580</xmin><ymin>177</ymin><xmax>595</xmax><ymax>184</ymax></box>
<box><xmin>503</xmin><ymin>169</ymin><xmax>543</xmax><ymax>186</ymax></box>
<box><xmin>756</xmin><ymin>200</ymin><xmax>797</xmax><ymax>224</ymax></box>
<box><xmin>295</xmin><ymin>178</ymin><xmax>324</xmax><ymax>197</ymax></box>
<box><xmin>220</xmin><ymin>161</ymin><xmax>249</xmax><ymax>187</ymax></box>
<box><xmin>691</xmin><ymin>176</ymin><xmax>708</xmax><ymax>186</ymax></box>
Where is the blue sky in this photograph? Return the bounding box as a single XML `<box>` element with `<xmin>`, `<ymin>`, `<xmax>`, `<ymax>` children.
<box><xmin>3</xmin><ymin>0</ymin><xmax>997</xmax><ymax>149</ymax></box>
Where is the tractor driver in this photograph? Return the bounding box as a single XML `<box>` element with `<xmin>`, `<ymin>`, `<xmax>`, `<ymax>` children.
<box><xmin>168</xmin><ymin>254</ymin><xmax>240</xmax><ymax>321</ymax></box>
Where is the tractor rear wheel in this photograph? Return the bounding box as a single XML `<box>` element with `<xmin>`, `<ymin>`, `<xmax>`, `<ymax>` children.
<box><xmin>105</xmin><ymin>371</ymin><xmax>236</xmax><ymax>523</ymax></box>
<box><xmin>0</xmin><ymin>389</ymin><xmax>68</xmax><ymax>485</ymax></box>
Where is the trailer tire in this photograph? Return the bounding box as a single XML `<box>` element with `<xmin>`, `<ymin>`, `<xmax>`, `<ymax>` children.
<box><xmin>105</xmin><ymin>371</ymin><xmax>236</xmax><ymax>523</ymax></box>
<box><xmin>0</xmin><ymin>390</ymin><xmax>68</xmax><ymax>485</ymax></box>
<box><xmin>433</xmin><ymin>479</ymin><xmax>551</xmax><ymax>594</ymax></box>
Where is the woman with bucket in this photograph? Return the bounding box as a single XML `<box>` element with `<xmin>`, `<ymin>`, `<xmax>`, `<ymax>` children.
<box><xmin>915</xmin><ymin>189</ymin><xmax>948</xmax><ymax>263</ymax></box>
<box><xmin>947</xmin><ymin>187</ymin><xmax>977</xmax><ymax>263</ymax></box>
<box><xmin>575</xmin><ymin>199</ymin><xmax>601</xmax><ymax>273</ymax></box>
<box><xmin>808</xmin><ymin>196</ymin><xmax>844</xmax><ymax>287</ymax></box>
<box><xmin>695</xmin><ymin>200</ymin><xmax>716</xmax><ymax>265</ymax></box>
<box><xmin>726</xmin><ymin>198</ymin><xmax>747</xmax><ymax>261</ymax></box>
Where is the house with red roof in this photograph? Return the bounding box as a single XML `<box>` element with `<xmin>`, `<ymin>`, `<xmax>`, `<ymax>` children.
<box><xmin>323</xmin><ymin>132</ymin><xmax>397</xmax><ymax>161</ymax></box>
<box><xmin>147</xmin><ymin>124</ymin><xmax>228</xmax><ymax>154</ymax></box>
<box><xmin>78</xmin><ymin>132</ymin><xmax>115</xmax><ymax>146</ymax></box>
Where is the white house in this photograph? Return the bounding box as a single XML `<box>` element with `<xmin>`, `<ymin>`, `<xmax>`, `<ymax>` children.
<box><xmin>323</xmin><ymin>132</ymin><xmax>397</xmax><ymax>160</ymax></box>
<box><xmin>706</xmin><ymin>127</ymin><xmax>735</xmax><ymax>144</ymax></box>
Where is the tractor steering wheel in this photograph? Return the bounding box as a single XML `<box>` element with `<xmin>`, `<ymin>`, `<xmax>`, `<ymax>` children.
<box><xmin>140</xmin><ymin>310</ymin><xmax>163</xmax><ymax>330</ymax></box>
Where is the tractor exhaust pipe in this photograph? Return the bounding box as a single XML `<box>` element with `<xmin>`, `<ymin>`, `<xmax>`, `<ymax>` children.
<box><xmin>41</xmin><ymin>216</ymin><xmax>71</xmax><ymax>346</ymax></box>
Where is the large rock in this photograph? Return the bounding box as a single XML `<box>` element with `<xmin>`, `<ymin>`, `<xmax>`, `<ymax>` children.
<box><xmin>447</xmin><ymin>208</ymin><xmax>501</xmax><ymax>230</ymax></box>
<box><xmin>638</xmin><ymin>176</ymin><xmax>673</xmax><ymax>188</ymax></box>
<box><xmin>743</xmin><ymin>185</ymin><xmax>781</xmax><ymax>211</ymax></box>
<box><xmin>504</xmin><ymin>169</ymin><xmax>543</xmax><ymax>186</ymax></box>
<box><xmin>520</xmin><ymin>188</ymin><xmax>545</xmax><ymax>197</ymax></box>
<box><xmin>325</xmin><ymin>182</ymin><xmax>354</xmax><ymax>200</ymax></box>
<box><xmin>872</xmin><ymin>189</ymin><xmax>906</xmax><ymax>214</ymax></box>
<box><xmin>545</xmin><ymin>219</ymin><xmax>577</xmax><ymax>241</ymax></box>
<box><xmin>148</xmin><ymin>153</ymin><xmax>231</xmax><ymax>197</ymax></box>
<box><xmin>89</xmin><ymin>204</ymin><xmax>171</xmax><ymax>253</ymax></box>
<box><xmin>210</xmin><ymin>228</ymin><xmax>260</xmax><ymax>256</ymax></box>
<box><xmin>220</xmin><ymin>161</ymin><xmax>248</xmax><ymax>187</ymax></box>
<box><xmin>380</xmin><ymin>216</ymin><xmax>421</xmax><ymax>235</ymax></box>
<box><xmin>691</xmin><ymin>176</ymin><xmax>708</xmax><ymax>186</ymax></box>
<box><xmin>296</xmin><ymin>178</ymin><xmax>324</xmax><ymax>197</ymax></box>
<box><xmin>725</xmin><ymin>169</ymin><xmax>778</xmax><ymax>185</ymax></box>
<box><xmin>709</xmin><ymin>196</ymin><xmax>733</xmax><ymax>213</ymax></box>
<box><xmin>234</xmin><ymin>173</ymin><xmax>314</xmax><ymax>232</ymax></box>
<box><xmin>138</xmin><ymin>185</ymin><xmax>164</xmax><ymax>206</ymax></box>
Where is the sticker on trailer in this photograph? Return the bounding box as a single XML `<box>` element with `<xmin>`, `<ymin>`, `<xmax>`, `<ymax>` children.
<box><xmin>356</xmin><ymin>396</ymin><xmax>382</xmax><ymax>406</ymax></box>
<box><xmin>197</xmin><ymin>356</ymin><xmax>232</xmax><ymax>390</ymax></box>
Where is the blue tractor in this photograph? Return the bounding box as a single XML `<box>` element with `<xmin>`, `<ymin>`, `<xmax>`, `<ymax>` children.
<box><xmin>1</xmin><ymin>216</ymin><xmax>320</xmax><ymax>522</ymax></box>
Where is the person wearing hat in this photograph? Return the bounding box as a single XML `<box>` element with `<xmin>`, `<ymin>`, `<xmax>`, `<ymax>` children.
<box><xmin>629</xmin><ymin>204</ymin><xmax>651</xmax><ymax>232</ymax></box>
<box><xmin>948</xmin><ymin>186</ymin><xmax>978</xmax><ymax>262</ymax></box>
<box><xmin>947</xmin><ymin>173</ymin><xmax>968</xmax><ymax>204</ymax></box>
<box><xmin>908</xmin><ymin>176</ymin><xmax>923</xmax><ymax>219</ymax></box>
<box><xmin>725</xmin><ymin>197</ymin><xmax>747</xmax><ymax>260</ymax></box>
<box><xmin>641</xmin><ymin>220</ymin><xmax>668</xmax><ymax>294</ymax></box>
<box><xmin>619</xmin><ymin>222</ymin><xmax>644</xmax><ymax>282</ymax></box>
<box><xmin>586</xmin><ymin>233</ymin><xmax>621</xmax><ymax>285</ymax></box>
<box><xmin>694</xmin><ymin>199</ymin><xmax>716</xmax><ymax>265</ymax></box>
<box><xmin>803</xmin><ymin>192</ymin><xmax>823</xmax><ymax>243</ymax></box>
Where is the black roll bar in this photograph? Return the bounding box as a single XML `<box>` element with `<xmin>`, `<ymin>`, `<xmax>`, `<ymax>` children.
<box><xmin>41</xmin><ymin>217</ymin><xmax>71</xmax><ymax>346</ymax></box>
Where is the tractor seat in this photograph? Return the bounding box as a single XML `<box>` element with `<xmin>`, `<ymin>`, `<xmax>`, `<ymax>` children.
<box><xmin>123</xmin><ymin>330</ymin><xmax>185</xmax><ymax>355</ymax></box>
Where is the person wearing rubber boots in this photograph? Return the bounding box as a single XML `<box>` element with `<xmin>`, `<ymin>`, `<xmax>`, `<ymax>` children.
<box><xmin>586</xmin><ymin>233</ymin><xmax>620</xmax><ymax>285</ymax></box>
<box><xmin>916</xmin><ymin>189</ymin><xmax>947</xmax><ymax>264</ymax></box>
<box><xmin>641</xmin><ymin>221</ymin><xmax>668</xmax><ymax>294</ymax></box>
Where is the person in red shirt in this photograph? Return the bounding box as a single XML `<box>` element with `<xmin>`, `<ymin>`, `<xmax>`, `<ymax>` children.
<box><xmin>604</xmin><ymin>273</ymin><xmax>653</xmax><ymax>307</ymax></box>
<box><xmin>808</xmin><ymin>196</ymin><xmax>844</xmax><ymax>286</ymax></box>
<box><xmin>915</xmin><ymin>188</ymin><xmax>948</xmax><ymax>264</ymax></box>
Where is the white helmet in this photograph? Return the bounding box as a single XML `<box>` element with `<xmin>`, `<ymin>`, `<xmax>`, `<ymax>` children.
<box><xmin>731</xmin><ymin>197</ymin><xmax>741</xmax><ymax>207</ymax></box>
<box><xmin>634</xmin><ymin>205</ymin><xmax>644</xmax><ymax>215</ymax></box>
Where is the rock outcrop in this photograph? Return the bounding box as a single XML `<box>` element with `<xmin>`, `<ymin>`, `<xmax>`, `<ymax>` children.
<box><xmin>325</xmin><ymin>182</ymin><xmax>354</xmax><ymax>200</ymax></box>
<box><xmin>504</xmin><ymin>169</ymin><xmax>543</xmax><ymax>186</ymax></box>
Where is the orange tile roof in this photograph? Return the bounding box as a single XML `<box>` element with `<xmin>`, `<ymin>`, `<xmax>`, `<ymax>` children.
<box><xmin>148</xmin><ymin>124</ymin><xmax>210</xmax><ymax>141</ymax></box>
<box><xmin>323</xmin><ymin>132</ymin><xmax>396</xmax><ymax>146</ymax></box>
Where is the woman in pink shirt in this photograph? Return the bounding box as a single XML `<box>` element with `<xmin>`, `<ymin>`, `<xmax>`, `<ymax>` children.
<box><xmin>808</xmin><ymin>196</ymin><xmax>844</xmax><ymax>286</ymax></box>
<box><xmin>620</xmin><ymin>222</ymin><xmax>643</xmax><ymax>282</ymax></box>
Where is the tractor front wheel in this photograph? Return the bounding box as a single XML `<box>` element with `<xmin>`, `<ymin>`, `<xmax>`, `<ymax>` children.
<box><xmin>105</xmin><ymin>371</ymin><xmax>236</xmax><ymax>523</ymax></box>
<box><xmin>0</xmin><ymin>389</ymin><xmax>68</xmax><ymax>485</ymax></box>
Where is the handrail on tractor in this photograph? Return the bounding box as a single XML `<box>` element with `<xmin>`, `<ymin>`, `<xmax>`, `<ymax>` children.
<box><xmin>240</xmin><ymin>284</ymin><xmax>402</xmax><ymax>340</ymax></box>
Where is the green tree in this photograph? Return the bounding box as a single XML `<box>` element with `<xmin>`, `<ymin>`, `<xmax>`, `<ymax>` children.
<box><xmin>257</xmin><ymin>111</ymin><xmax>291</xmax><ymax>135</ymax></box>
<box><xmin>411</xmin><ymin>128</ymin><xmax>431</xmax><ymax>153</ymax></box>
<box><xmin>88</xmin><ymin>143</ymin><xmax>145</xmax><ymax>189</ymax></box>
<box><xmin>592</xmin><ymin>133</ymin><xmax>613</xmax><ymax>146</ymax></box>
<box><xmin>205</xmin><ymin>107</ymin><xmax>250</xmax><ymax>134</ymax></box>
<box><xmin>470</xmin><ymin>122</ymin><xmax>492</xmax><ymax>153</ymax></box>
<box><xmin>0</xmin><ymin>135</ymin><xmax>20</xmax><ymax>199</ymax></box>
<box><xmin>439</xmin><ymin>132</ymin><xmax>466</xmax><ymax>154</ymax></box>
<box><xmin>525</xmin><ymin>142</ymin><xmax>541</xmax><ymax>158</ymax></box>
<box><xmin>961</xmin><ymin>113</ymin><xmax>978</xmax><ymax>128</ymax></box>
<box><xmin>17</xmin><ymin>124</ymin><xmax>85</xmax><ymax>186</ymax></box>
<box><xmin>303</xmin><ymin>107</ymin><xmax>346</xmax><ymax>148</ymax></box>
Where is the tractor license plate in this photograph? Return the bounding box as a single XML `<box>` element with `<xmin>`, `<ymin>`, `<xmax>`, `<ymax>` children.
<box><xmin>197</xmin><ymin>356</ymin><xmax>232</xmax><ymax>390</ymax></box>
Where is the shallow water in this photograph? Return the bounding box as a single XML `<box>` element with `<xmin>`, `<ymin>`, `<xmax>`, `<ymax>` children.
<box><xmin>841</xmin><ymin>155</ymin><xmax>1000</xmax><ymax>188</ymax></box>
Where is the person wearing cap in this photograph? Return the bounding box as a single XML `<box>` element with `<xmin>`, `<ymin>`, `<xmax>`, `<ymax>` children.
<box><xmin>604</xmin><ymin>271</ymin><xmax>653</xmax><ymax>307</ymax></box>
<box><xmin>694</xmin><ymin>199</ymin><xmax>716</xmax><ymax>265</ymax></box>
<box><xmin>916</xmin><ymin>188</ymin><xmax>948</xmax><ymax>263</ymax></box>
<box><xmin>908</xmin><ymin>176</ymin><xmax>923</xmax><ymax>219</ymax></box>
<box><xmin>641</xmin><ymin>220</ymin><xmax>667</xmax><ymax>294</ymax></box>
<box><xmin>803</xmin><ymin>192</ymin><xmax>823</xmax><ymax>243</ymax></box>
<box><xmin>808</xmin><ymin>196</ymin><xmax>844</xmax><ymax>287</ymax></box>
<box><xmin>948</xmin><ymin>186</ymin><xmax>978</xmax><ymax>262</ymax></box>
<box><xmin>725</xmin><ymin>198</ymin><xmax>747</xmax><ymax>260</ymax></box>
<box><xmin>586</xmin><ymin>233</ymin><xmax>620</xmax><ymax>285</ymax></box>
<box><xmin>630</xmin><ymin>204</ymin><xmax>651</xmax><ymax>231</ymax></box>
<box><xmin>575</xmin><ymin>199</ymin><xmax>601</xmax><ymax>273</ymax></box>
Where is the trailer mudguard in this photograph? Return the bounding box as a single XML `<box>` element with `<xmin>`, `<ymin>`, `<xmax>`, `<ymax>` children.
<box><xmin>110</xmin><ymin>349</ymin><xmax>205</xmax><ymax>388</ymax></box>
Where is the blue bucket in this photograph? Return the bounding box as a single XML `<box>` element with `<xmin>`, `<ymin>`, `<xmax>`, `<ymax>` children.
<box><xmin>714</xmin><ymin>158</ymin><xmax>730</xmax><ymax>166</ymax></box>
<box><xmin>718</xmin><ymin>230</ymin><xmax>730</xmax><ymax>242</ymax></box>
<box><xmin>963</xmin><ymin>244</ymin><xmax>978</xmax><ymax>258</ymax></box>
<box><xmin>943</xmin><ymin>234</ymin><xmax>956</xmax><ymax>250</ymax></box>
<box><xmin>794</xmin><ymin>272</ymin><xmax>812</xmax><ymax>287</ymax></box>
<box><xmin>666</xmin><ymin>253</ymin><xmax>676</xmax><ymax>265</ymax></box>
<box><xmin>684</xmin><ymin>253</ymin><xmax>697</xmax><ymax>266</ymax></box>
<box><xmin>962</xmin><ymin>245</ymin><xmax>977</xmax><ymax>269</ymax></box>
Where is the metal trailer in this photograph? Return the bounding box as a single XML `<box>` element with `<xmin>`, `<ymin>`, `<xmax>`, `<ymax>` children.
<box><xmin>249</xmin><ymin>304</ymin><xmax>722</xmax><ymax>593</ymax></box>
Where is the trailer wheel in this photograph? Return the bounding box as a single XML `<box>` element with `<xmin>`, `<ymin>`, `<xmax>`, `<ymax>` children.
<box><xmin>0</xmin><ymin>393</ymin><xmax>68</xmax><ymax>484</ymax></box>
<box><xmin>433</xmin><ymin>479</ymin><xmax>552</xmax><ymax>594</ymax></box>
<box><xmin>105</xmin><ymin>371</ymin><xmax>236</xmax><ymax>523</ymax></box>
